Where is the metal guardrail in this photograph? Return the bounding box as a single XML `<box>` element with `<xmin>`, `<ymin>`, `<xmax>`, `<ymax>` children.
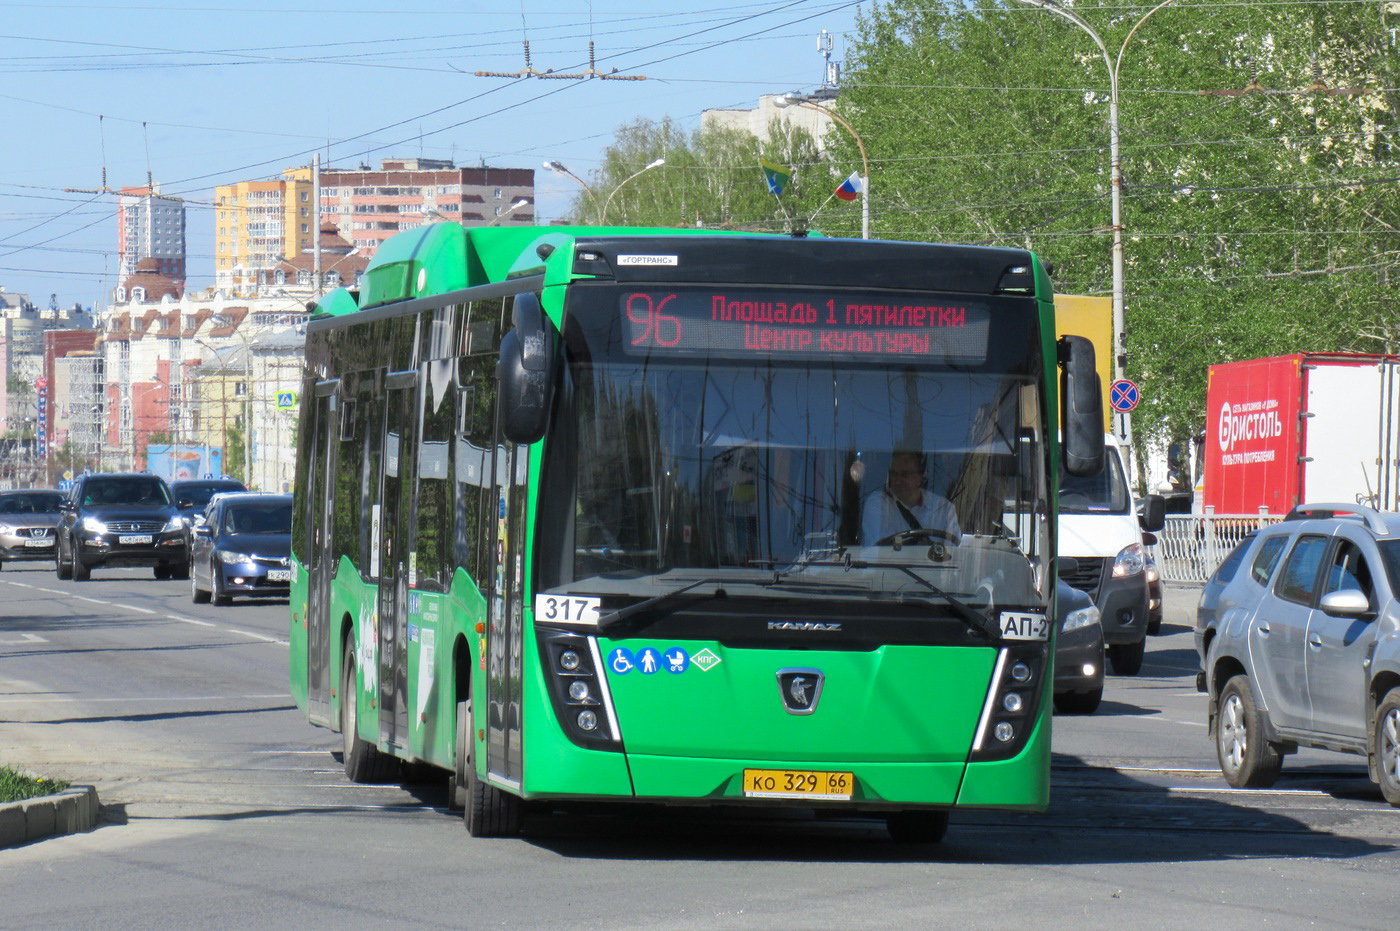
<box><xmin>1154</xmin><ymin>511</ymin><xmax>1284</xmax><ymax>583</ymax></box>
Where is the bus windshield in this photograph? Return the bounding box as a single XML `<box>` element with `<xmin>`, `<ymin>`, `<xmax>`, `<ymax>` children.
<box><xmin>543</xmin><ymin>291</ymin><xmax>1049</xmax><ymax>611</ymax></box>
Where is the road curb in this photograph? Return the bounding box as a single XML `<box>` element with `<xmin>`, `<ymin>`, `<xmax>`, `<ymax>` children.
<box><xmin>0</xmin><ymin>786</ymin><xmax>100</xmax><ymax>849</ymax></box>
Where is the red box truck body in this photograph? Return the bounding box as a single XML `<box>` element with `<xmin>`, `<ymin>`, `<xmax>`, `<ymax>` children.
<box><xmin>1204</xmin><ymin>353</ymin><xmax>1400</xmax><ymax>514</ymax></box>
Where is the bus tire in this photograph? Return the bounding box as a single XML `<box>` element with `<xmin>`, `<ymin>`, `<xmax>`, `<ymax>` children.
<box><xmin>1108</xmin><ymin>637</ymin><xmax>1145</xmax><ymax>676</ymax></box>
<box><xmin>462</xmin><ymin>699</ymin><xmax>521</xmax><ymax>837</ymax></box>
<box><xmin>885</xmin><ymin>810</ymin><xmax>949</xmax><ymax>844</ymax></box>
<box><xmin>341</xmin><ymin>641</ymin><xmax>397</xmax><ymax>784</ymax></box>
<box><xmin>449</xmin><ymin>700</ymin><xmax>469</xmax><ymax>811</ymax></box>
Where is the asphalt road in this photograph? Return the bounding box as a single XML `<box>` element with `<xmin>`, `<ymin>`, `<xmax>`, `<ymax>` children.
<box><xmin>1</xmin><ymin>564</ymin><xmax>1398</xmax><ymax>929</ymax></box>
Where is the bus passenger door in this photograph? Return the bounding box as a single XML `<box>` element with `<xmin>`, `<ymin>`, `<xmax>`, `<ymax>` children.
<box><xmin>305</xmin><ymin>382</ymin><xmax>339</xmax><ymax>722</ymax></box>
<box><xmin>486</xmin><ymin>441</ymin><xmax>527</xmax><ymax>786</ymax></box>
<box><xmin>377</xmin><ymin>375</ymin><xmax>417</xmax><ymax>752</ymax></box>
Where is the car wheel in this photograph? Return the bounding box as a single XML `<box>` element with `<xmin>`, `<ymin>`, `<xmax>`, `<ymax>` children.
<box><xmin>463</xmin><ymin>697</ymin><xmax>521</xmax><ymax>837</ymax></box>
<box><xmin>72</xmin><ymin>556</ymin><xmax>90</xmax><ymax>582</ymax></box>
<box><xmin>191</xmin><ymin>566</ymin><xmax>210</xmax><ymax>604</ymax></box>
<box><xmin>341</xmin><ymin>640</ymin><xmax>398</xmax><ymax>784</ymax></box>
<box><xmin>154</xmin><ymin>565</ymin><xmax>171</xmax><ymax>580</ymax></box>
<box><xmin>1147</xmin><ymin>615</ymin><xmax>1162</xmax><ymax>636</ymax></box>
<box><xmin>55</xmin><ymin>540</ymin><xmax>72</xmax><ymax>581</ymax></box>
<box><xmin>1217</xmin><ymin>674</ymin><xmax>1283</xmax><ymax>789</ymax></box>
<box><xmin>1108</xmin><ymin>637</ymin><xmax>1146</xmax><ymax>676</ymax></box>
<box><xmin>1054</xmin><ymin>687</ymin><xmax>1103</xmax><ymax>715</ymax></box>
<box><xmin>212</xmin><ymin>573</ymin><xmax>232</xmax><ymax>607</ymax></box>
<box><xmin>885</xmin><ymin>810</ymin><xmax>949</xmax><ymax>844</ymax></box>
<box><xmin>1374</xmin><ymin>688</ymin><xmax>1400</xmax><ymax>806</ymax></box>
<box><xmin>172</xmin><ymin>561</ymin><xmax>190</xmax><ymax>581</ymax></box>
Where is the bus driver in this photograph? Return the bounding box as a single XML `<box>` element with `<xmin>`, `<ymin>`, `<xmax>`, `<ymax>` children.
<box><xmin>862</xmin><ymin>450</ymin><xmax>962</xmax><ymax>545</ymax></box>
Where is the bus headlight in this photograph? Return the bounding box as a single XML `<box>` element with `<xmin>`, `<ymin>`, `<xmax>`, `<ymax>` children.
<box><xmin>971</xmin><ymin>644</ymin><xmax>1047</xmax><ymax>762</ymax></box>
<box><xmin>537</xmin><ymin>628</ymin><xmax>621</xmax><ymax>751</ymax></box>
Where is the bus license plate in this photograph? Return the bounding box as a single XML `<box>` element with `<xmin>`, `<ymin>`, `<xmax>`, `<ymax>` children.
<box><xmin>742</xmin><ymin>768</ymin><xmax>853</xmax><ymax>800</ymax></box>
<box><xmin>266</xmin><ymin>570</ymin><xmax>291</xmax><ymax>582</ymax></box>
<box><xmin>118</xmin><ymin>534</ymin><xmax>153</xmax><ymax>545</ymax></box>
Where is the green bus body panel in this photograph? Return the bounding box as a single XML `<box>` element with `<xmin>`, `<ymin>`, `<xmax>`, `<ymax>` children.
<box><xmin>288</xmin><ymin>558</ymin><xmax>308</xmax><ymax>712</ymax></box>
<box><xmin>626</xmin><ymin>756</ymin><xmax>967</xmax><ymax>806</ymax></box>
<box><xmin>956</xmin><ymin>695</ymin><xmax>1052</xmax><ymax>810</ymax></box>
<box><xmin>520</xmin><ymin>658</ymin><xmax>637</xmax><ymax>797</ymax></box>
<box><xmin>603</xmin><ymin>643</ymin><xmax>995</xmax><ymax>762</ymax></box>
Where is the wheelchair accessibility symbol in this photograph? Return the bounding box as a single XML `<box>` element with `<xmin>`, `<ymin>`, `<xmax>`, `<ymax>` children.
<box><xmin>609</xmin><ymin>648</ymin><xmax>635</xmax><ymax>674</ymax></box>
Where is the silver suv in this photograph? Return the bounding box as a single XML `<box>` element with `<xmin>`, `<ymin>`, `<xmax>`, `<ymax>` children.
<box><xmin>1202</xmin><ymin>504</ymin><xmax>1400</xmax><ymax>804</ymax></box>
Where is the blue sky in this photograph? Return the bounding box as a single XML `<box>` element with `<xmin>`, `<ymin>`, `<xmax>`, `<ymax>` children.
<box><xmin>0</xmin><ymin>1</ymin><xmax>863</xmax><ymax>310</ymax></box>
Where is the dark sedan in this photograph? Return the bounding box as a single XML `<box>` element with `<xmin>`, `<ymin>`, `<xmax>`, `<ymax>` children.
<box><xmin>0</xmin><ymin>489</ymin><xmax>64</xmax><ymax>567</ymax></box>
<box><xmin>190</xmin><ymin>494</ymin><xmax>292</xmax><ymax>606</ymax></box>
<box><xmin>1054</xmin><ymin>578</ymin><xmax>1105</xmax><ymax>715</ymax></box>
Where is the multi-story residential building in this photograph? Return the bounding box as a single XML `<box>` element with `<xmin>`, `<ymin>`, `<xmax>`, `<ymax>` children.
<box><xmin>213</xmin><ymin>168</ymin><xmax>316</xmax><ymax>296</ymax></box>
<box><xmin>118</xmin><ymin>183</ymin><xmax>187</xmax><ymax>289</ymax></box>
<box><xmin>320</xmin><ymin>158</ymin><xmax>534</xmax><ymax>259</ymax></box>
<box><xmin>100</xmin><ymin>261</ymin><xmax>308</xmax><ymax>485</ymax></box>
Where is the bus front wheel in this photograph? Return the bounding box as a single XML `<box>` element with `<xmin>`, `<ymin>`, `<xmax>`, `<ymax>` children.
<box><xmin>460</xmin><ymin>699</ymin><xmax>522</xmax><ymax>838</ymax></box>
<box><xmin>341</xmin><ymin>641</ymin><xmax>398</xmax><ymax>784</ymax></box>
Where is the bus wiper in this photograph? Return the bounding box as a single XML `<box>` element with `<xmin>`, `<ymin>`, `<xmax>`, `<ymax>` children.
<box><xmin>800</xmin><ymin>559</ymin><xmax>1001</xmax><ymax>643</ymax></box>
<box><xmin>595</xmin><ymin>578</ymin><xmax>733</xmax><ymax>632</ymax></box>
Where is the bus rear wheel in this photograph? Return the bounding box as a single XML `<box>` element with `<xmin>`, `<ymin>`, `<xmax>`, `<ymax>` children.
<box><xmin>885</xmin><ymin>810</ymin><xmax>949</xmax><ymax>844</ymax></box>
<box><xmin>341</xmin><ymin>641</ymin><xmax>398</xmax><ymax>784</ymax></box>
<box><xmin>460</xmin><ymin>699</ymin><xmax>522</xmax><ymax>837</ymax></box>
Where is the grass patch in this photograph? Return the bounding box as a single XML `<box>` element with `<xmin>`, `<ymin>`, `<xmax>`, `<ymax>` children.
<box><xmin>0</xmin><ymin>766</ymin><xmax>70</xmax><ymax>803</ymax></box>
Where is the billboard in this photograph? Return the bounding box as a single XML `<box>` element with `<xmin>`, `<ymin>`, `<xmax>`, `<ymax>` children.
<box><xmin>146</xmin><ymin>444</ymin><xmax>224</xmax><ymax>483</ymax></box>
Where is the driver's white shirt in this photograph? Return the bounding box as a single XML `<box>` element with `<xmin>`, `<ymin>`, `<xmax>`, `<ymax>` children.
<box><xmin>861</xmin><ymin>488</ymin><xmax>962</xmax><ymax>544</ymax></box>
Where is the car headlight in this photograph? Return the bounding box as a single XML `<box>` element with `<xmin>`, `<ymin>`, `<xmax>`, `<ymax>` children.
<box><xmin>0</xmin><ymin>523</ymin><xmax>13</xmax><ymax>535</ymax></box>
<box><xmin>162</xmin><ymin>516</ymin><xmax>184</xmax><ymax>533</ymax></box>
<box><xmin>80</xmin><ymin>516</ymin><xmax>107</xmax><ymax>534</ymax></box>
<box><xmin>1063</xmin><ymin>603</ymin><xmax>1102</xmax><ymax>632</ymax></box>
<box><xmin>218</xmin><ymin>550</ymin><xmax>254</xmax><ymax>565</ymax></box>
<box><xmin>1145</xmin><ymin>557</ymin><xmax>1159</xmax><ymax>583</ymax></box>
<box><xmin>1112</xmin><ymin>542</ymin><xmax>1146</xmax><ymax>578</ymax></box>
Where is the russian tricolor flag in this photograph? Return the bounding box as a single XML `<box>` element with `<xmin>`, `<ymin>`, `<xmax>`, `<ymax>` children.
<box><xmin>834</xmin><ymin>171</ymin><xmax>863</xmax><ymax>201</ymax></box>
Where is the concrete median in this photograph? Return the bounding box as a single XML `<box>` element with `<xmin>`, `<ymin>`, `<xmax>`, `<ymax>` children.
<box><xmin>0</xmin><ymin>786</ymin><xmax>99</xmax><ymax>849</ymax></box>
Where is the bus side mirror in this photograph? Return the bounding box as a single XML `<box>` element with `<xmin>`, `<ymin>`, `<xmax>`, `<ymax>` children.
<box><xmin>498</xmin><ymin>292</ymin><xmax>560</xmax><ymax>445</ymax></box>
<box><xmin>1058</xmin><ymin>334</ymin><xmax>1104</xmax><ymax>477</ymax></box>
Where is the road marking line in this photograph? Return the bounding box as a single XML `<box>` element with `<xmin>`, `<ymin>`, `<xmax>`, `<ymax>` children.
<box><xmin>0</xmin><ymin>632</ymin><xmax>47</xmax><ymax>645</ymax></box>
<box><xmin>226</xmin><ymin>629</ymin><xmax>288</xmax><ymax>645</ymax></box>
<box><xmin>1137</xmin><ymin>715</ymin><xmax>1207</xmax><ymax>728</ymax></box>
<box><xmin>74</xmin><ymin>596</ymin><xmax>113</xmax><ymax>606</ymax></box>
<box><xmin>166</xmin><ymin>615</ymin><xmax>217</xmax><ymax>627</ymax></box>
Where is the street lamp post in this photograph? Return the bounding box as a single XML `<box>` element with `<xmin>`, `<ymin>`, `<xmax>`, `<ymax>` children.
<box><xmin>1014</xmin><ymin>0</ymin><xmax>1179</xmax><ymax>441</ymax></box>
<box><xmin>544</xmin><ymin>158</ymin><xmax>665</xmax><ymax>225</ymax></box>
<box><xmin>775</xmin><ymin>93</ymin><xmax>870</xmax><ymax>240</ymax></box>
<box><xmin>489</xmin><ymin>197</ymin><xmax>532</xmax><ymax>226</ymax></box>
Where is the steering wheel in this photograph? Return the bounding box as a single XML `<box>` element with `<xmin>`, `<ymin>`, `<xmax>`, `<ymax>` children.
<box><xmin>875</xmin><ymin>527</ymin><xmax>959</xmax><ymax>546</ymax></box>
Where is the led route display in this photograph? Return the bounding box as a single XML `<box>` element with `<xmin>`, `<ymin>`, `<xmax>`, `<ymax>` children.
<box><xmin>621</xmin><ymin>289</ymin><xmax>991</xmax><ymax>362</ymax></box>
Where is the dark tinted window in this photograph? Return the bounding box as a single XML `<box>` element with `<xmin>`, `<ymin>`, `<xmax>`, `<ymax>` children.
<box><xmin>222</xmin><ymin>501</ymin><xmax>291</xmax><ymax>535</ymax></box>
<box><xmin>1323</xmin><ymin>539</ymin><xmax>1374</xmax><ymax>609</ymax></box>
<box><xmin>1250</xmin><ymin>535</ymin><xmax>1288</xmax><ymax>586</ymax></box>
<box><xmin>82</xmin><ymin>478</ymin><xmax>170</xmax><ymax>507</ymax></box>
<box><xmin>1212</xmin><ymin>533</ymin><xmax>1255</xmax><ymax>584</ymax></box>
<box><xmin>0</xmin><ymin>492</ymin><xmax>63</xmax><ymax>514</ymax></box>
<box><xmin>1277</xmin><ymin>534</ymin><xmax>1329</xmax><ymax>605</ymax></box>
<box><xmin>173</xmin><ymin>482</ymin><xmax>246</xmax><ymax>509</ymax></box>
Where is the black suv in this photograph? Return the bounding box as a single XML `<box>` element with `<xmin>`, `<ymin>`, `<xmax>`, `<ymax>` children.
<box><xmin>56</xmin><ymin>473</ymin><xmax>191</xmax><ymax>581</ymax></box>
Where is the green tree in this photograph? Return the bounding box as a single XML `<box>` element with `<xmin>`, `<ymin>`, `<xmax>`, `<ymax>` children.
<box><xmin>581</xmin><ymin>1</ymin><xmax>1400</xmax><ymax>471</ymax></box>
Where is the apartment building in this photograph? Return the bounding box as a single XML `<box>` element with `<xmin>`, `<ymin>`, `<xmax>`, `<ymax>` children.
<box><xmin>118</xmin><ymin>183</ymin><xmax>187</xmax><ymax>289</ymax></box>
<box><xmin>214</xmin><ymin>168</ymin><xmax>316</xmax><ymax>296</ymax></box>
<box><xmin>320</xmin><ymin>158</ymin><xmax>534</xmax><ymax>259</ymax></box>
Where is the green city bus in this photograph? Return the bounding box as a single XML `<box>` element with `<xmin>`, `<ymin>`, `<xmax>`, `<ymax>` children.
<box><xmin>289</xmin><ymin>222</ymin><xmax>1103</xmax><ymax>841</ymax></box>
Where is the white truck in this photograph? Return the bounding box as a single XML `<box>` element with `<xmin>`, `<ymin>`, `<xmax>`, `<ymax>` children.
<box><xmin>1057</xmin><ymin>433</ymin><xmax>1164</xmax><ymax>676</ymax></box>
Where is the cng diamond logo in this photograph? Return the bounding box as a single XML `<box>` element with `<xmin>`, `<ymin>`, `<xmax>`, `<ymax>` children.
<box><xmin>690</xmin><ymin>648</ymin><xmax>722</xmax><ymax>672</ymax></box>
